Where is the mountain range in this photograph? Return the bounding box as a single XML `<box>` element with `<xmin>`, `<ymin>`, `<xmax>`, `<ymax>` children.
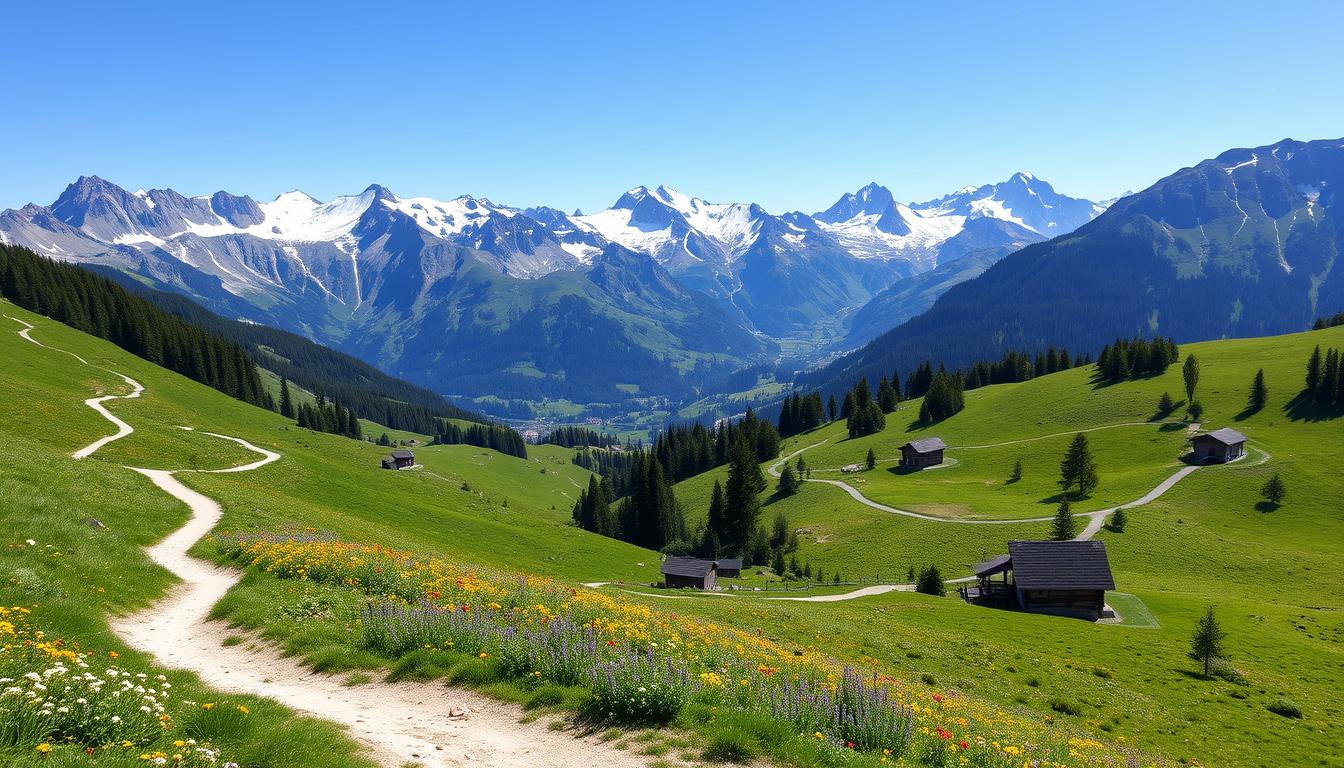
<box><xmin>0</xmin><ymin>172</ymin><xmax>1103</xmax><ymax>413</ymax></box>
<box><xmin>807</xmin><ymin>136</ymin><xmax>1344</xmax><ymax>395</ymax></box>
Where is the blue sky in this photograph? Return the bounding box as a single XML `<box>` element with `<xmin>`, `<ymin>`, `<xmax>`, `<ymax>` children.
<box><xmin>3</xmin><ymin>1</ymin><xmax>1342</xmax><ymax>213</ymax></box>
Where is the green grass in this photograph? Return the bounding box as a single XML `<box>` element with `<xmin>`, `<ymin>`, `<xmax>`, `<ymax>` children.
<box><xmin>4</xmin><ymin>298</ymin><xmax>1343</xmax><ymax>768</ymax></box>
<box><xmin>663</xmin><ymin>325</ymin><xmax>1344</xmax><ymax>768</ymax></box>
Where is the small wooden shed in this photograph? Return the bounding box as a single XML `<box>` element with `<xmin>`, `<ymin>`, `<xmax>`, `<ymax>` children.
<box><xmin>381</xmin><ymin>449</ymin><xmax>416</xmax><ymax>470</ymax></box>
<box><xmin>716</xmin><ymin>558</ymin><xmax>743</xmax><ymax>578</ymax></box>
<box><xmin>899</xmin><ymin>437</ymin><xmax>947</xmax><ymax>469</ymax></box>
<box><xmin>1190</xmin><ymin>428</ymin><xmax>1246</xmax><ymax>464</ymax></box>
<box><xmin>661</xmin><ymin>556</ymin><xmax>717</xmax><ymax>590</ymax></box>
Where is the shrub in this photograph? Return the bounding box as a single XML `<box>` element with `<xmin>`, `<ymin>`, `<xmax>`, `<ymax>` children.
<box><xmin>1108</xmin><ymin>508</ymin><xmax>1127</xmax><ymax>532</ymax></box>
<box><xmin>764</xmin><ymin>668</ymin><xmax>915</xmax><ymax>755</ymax></box>
<box><xmin>1267</xmin><ymin>698</ymin><xmax>1303</xmax><ymax>719</ymax></box>
<box><xmin>702</xmin><ymin>726</ymin><xmax>760</xmax><ymax>762</ymax></box>
<box><xmin>1049</xmin><ymin>697</ymin><xmax>1082</xmax><ymax>716</ymax></box>
<box><xmin>587</xmin><ymin>650</ymin><xmax>689</xmax><ymax>723</ymax></box>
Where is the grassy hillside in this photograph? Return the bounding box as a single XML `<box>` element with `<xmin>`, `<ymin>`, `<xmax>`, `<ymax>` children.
<box><xmin>4</xmin><ymin>297</ymin><xmax>1341</xmax><ymax>768</ymax></box>
<box><xmin>667</xmin><ymin>326</ymin><xmax>1344</xmax><ymax>767</ymax></box>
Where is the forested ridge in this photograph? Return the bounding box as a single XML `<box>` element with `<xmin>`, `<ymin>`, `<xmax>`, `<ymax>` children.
<box><xmin>0</xmin><ymin>244</ymin><xmax>266</xmax><ymax>407</ymax></box>
<box><xmin>103</xmin><ymin>273</ymin><xmax>490</xmax><ymax>433</ymax></box>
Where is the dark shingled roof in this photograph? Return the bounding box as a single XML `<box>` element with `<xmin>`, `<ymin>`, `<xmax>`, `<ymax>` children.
<box><xmin>900</xmin><ymin>437</ymin><xmax>947</xmax><ymax>454</ymax></box>
<box><xmin>1007</xmin><ymin>540</ymin><xmax>1116</xmax><ymax>591</ymax></box>
<box><xmin>661</xmin><ymin>556</ymin><xmax>716</xmax><ymax>578</ymax></box>
<box><xmin>1194</xmin><ymin>428</ymin><xmax>1247</xmax><ymax>446</ymax></box>
<box><xmin>391</xmin><ymin>450</ymin><xmax>415</xmax><ymax>459</ymax></box>
<box><xmin>716</xmin><ymin>558</ymin><xmax>743</xmax><ymax>571</ymax></box>
<box><xmin>973</xmin><ymin>554</ymin><xmax>1012</xmax><ymax>577</ymax></box>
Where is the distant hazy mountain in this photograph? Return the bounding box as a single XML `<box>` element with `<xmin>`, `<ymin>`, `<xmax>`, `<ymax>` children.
<box><xmin>806</xmin><ymin>137</ymin><xmax>1344</xmax><ymax>395</ymax></box>
<box><xmin>0</xmin><ymin>172</ymin><xmax>1103</xmax><ymax>412</ymax></box>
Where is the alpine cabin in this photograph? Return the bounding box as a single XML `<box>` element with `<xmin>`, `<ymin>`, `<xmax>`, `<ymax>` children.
<box><xmin>381</xmin><ymin>450</ymin><xmax>416</xmax><ymax>470</ymax></box>
<box><xmin>967</xmin><ymin>540</ymin><xmax>1116</xmax><ymax>621</ymax></box>
<box><xmin>899</xmin><ymin>437</ymin><xmax>947</xmax><ymax>469</ymax></box>
<box><xmin>661</xmin><ymin>557</ymin><xmax>718</xmax><ymax>590</ymax></box>
<box><xmin>1190</xmin><ymin>428</ymin><xmax>1247</xmax><ymax>464</ymax></box>
<box><xmin>716</xmin><ymin>558</ymin><xmax>743</xmax><ymax>578</ymax></box>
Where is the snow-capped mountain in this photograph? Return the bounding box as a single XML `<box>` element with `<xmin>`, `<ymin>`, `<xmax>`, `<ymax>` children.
<box><xmin>0</xmin><ymin>173</ymin><xmax>1104</xmax><ymax>412</ymax></box>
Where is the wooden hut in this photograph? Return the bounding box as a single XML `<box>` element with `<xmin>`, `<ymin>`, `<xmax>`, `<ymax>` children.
<box><xmin>661</xmin><ymin>557</ymin><xmax>717</xmax><ymax>590</ymax></box>
<box><xmin>716</xmin><ymin>558</ymin><xmax>743</xmax><ymax>578</ymax></box>
<box><xmin>898</xmin><ymin>437</ymin><xmax>947</xmax><ymax>469</ymax></box>
<box><xmin>969</xmin><ymin>540</ymin><xmax>1116</xmax><ymax>620</ymax></box>
<box><xmin>1190</xmin><ymin>428</ymin><xmax>1246</xmax><ymax>464</ymax></box>
<box><xmin>381</xmin><ymin>449</ymin><xmax>416</xmax><ymax>470</ymax></box>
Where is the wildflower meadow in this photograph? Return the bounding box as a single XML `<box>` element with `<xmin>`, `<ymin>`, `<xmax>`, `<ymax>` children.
<box><xmin>217</xmin><ymin>532</ymin><xmax>1137</xmax><ymax>767</ymax></box>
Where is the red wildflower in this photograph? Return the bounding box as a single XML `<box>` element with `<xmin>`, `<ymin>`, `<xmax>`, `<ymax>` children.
<box><xmin>846</xmin><ymin>741</ymin><xmax>855</xmax><ymax>749</ymax></box>
<box><xmin>959</xmin><ymin>740</ymin><xmax>969</xmax><ymax>750</ymax></box>
<box><xmin>935</xmin><ymin>727</ymin><xmax>952</xmax><ymax>740</ymax></box>
<box><xmin>932</xmin><ymin>693</ymin><xmax>945</xmax><ymax>703</ymax></box>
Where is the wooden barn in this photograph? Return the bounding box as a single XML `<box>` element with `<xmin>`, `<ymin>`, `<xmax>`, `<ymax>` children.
<box><xmin>716</xmin><ymin>558</ymin><xmax>743</xmax><ymax>578</ymax></box>
<box><xmin>968</xmin><ymin>540</ymin><xmax>1116</xmax><ymax>620</ymax></box>
<box><xmin>381</xmin><ymin>449</ymin><xmax>415</xmax><ymax>470</ymax></box>
<box><xmin>1190</xmin><ymin>428</ymin><xmax>1246</xmax><ymax>464</ymax></box>
<box><xmin>899</xmin><ymin>437</ymin><xmax>947</xmax><ymax>469</ymax></box>
<box><xmin>661</xmin><ymin>556</ymin><xmax>717</xmax><ymax>590</ymax></box>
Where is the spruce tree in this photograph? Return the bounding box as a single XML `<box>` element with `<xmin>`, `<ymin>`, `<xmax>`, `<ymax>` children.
<box><xmin>771</xmin><ymin>548</ymin><xmax>786</xmax><ymax>576</ymax></box>
<box><xmin>866</xmin><ymin>447</ymin><xmax>877</xmax><ymax>470</ymax></box>
<box><xmin>1158</xmin><ymin>391</ymin><xmax>1174</xmax><ymax>415</ymax></box>
<box><xmin>916</xmin><ymin>565</ymin><xmax>945</xmax><ymax>596</ymax></box>
<box><xmin>1183</xmin><ymin>354</ymin><xmax>1200</xmax><ymax>402</ymax></box>
<box><xmin>1306</xmin><ymin>345</ymin><xmax>1323</xmax><ymax>392</ymax></box>
<box><xmin>1051</xmin><ymin>498</ymin><xmax>1076</xmax><ymax>540</ymax></box>
<box><xmin>1248</xmin><ymin>369</ymin><xmax>1268</xmax><ymax>412</ymax></box>
<box><xmin>1009</xmin><ymin>459</ymin><xmax>1023</xmax><ymax>483</ymax></box>
<box><xmin>828</xmin><ymin>394</ymin><xmax>838</xmax><ymax>422</ymax></box>
<box><xmin>1109</xmin><ymin>507</ymin><xmax>1128</xmax><ymax>532</ymax></box>
<box><xmin>1059</xmin><ymin>433</ymin><xmax>1099</xmax><ymax>497</ymax></box>
<box><xmin>770</xmin><ymin>511</ymin><xmax>789</xmax><ymax>550</ymax></box>
<box><xmin>1261</xmin><ymin>473</ymin><xmax>1286</xmax><ymax>506</ymax></box>
<box><xmin>777</xmin><ymin>463</ymin><xmax>799</xmax><ymax>495</ymax></box>
<box><xmin>1190</xmin><ymin>606</ymin><xmax>1226</xmax><ymax>677</ymax></box>
<box><xmin>724</xmin><ymin>433</ymin><xmax>766</xmax><ymax>554</ymax></box>
<box><xmin>279</xmin><ymin>376</ymin><xmax>295</xmax><ymax>418</ymax></box>
<box><xmin>877</xmin><ymin>377</ymin><xmax>899</xmax><ymax>413</ymax></box>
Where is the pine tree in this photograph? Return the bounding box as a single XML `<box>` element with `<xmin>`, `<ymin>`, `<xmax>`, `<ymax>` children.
<box><xmin>866</xmin><ymin>447</ymin><xmax>877</xmax><ymax>471</ymax></box>
<box><xmin>828</xmin><ymin>394</ymin><xmax>838</xmax><ymax>422</ymax></box>
<box><xmin>777</xmin><ymin>463</ymin><xmax>799</xmax><ymax>496</ymax></box>
<box><xmin>1183</xmin><ymin>354</ymin><xmax>1200</xmax><ymax>403</ymax></box>
<box><xmin>1109</xmin><ymin>507</ymin><xmax>1128</xmax><ymax>532</ymax></box>
<box><xmin>1051</xmin><ymin>498</ymin><xmax>1076</xmax><ymax>540</ymax></box>
<box><xmin>1059</xmin><ymin>433</ymin><xmax>1099</xmax><ymax>498</ymax></box>
<box><xmin>705</xmin><ymin>479</ymin><xmax>726</xmax><ymax>547</ymax></box>
<box><xmin>1248</xmin><ymin>369</ymin><xmax>1268</xmax><ymax>412</ymax></box>
<box><xmin>1261</xmin><ymin>473</ymin><xmax>1286</xmax><ymax>506</ymax></box>
<box><xmin>877</xmin><ymin>377</ymin><xmax>899</xmax><ymax>414</ymax></box>
<box><xmin>1009</xmin><ymin>459</ymin><xmax>1023</xmax><ymax>483</ymax></box>
<box><xmin>279</xmin><ymin>376</ymin><xmax>295</xmax><ymax>418</ymax></box>
<box><xmin>916</xmin><ymin>565</ymin><xmax>945</xmax><ymax>596</ymax></box>
<box><xmin>771</xmin><ymin>548</ymin><xmax>786</xmax><ymax>576</ymax></box>
<box><xmin>770</xmin><ymin>511</ymin><xmax>789</xmax><ymax>550</ymax></box>
<box><xmin>1187</xmin><ymin>399</ymin><xmax>1204</xmax><ymax>422</ymax></box>
<box><xmin>723</xmin><ymin>433</ymin><xmax>766</xmax><ymax>555</ymax></box>
<box><xmin>1306</xmin><ymin>345</ymin><xmax>1323</xmax><ymax>392</ymax></box>
<box><xmin>1319</xmin><ymin>349</ymin><xmax>1341</xmax><ymax>405</ymax></box>
<box><xmin>1190</xmin><ymin>606</ymin><xmax>1226</xmax><ymax>677</ymax></box>
<box><xmin>1158</xmin><ymin>391</ymin><xmax>1174</xmax><ymax>415</ymax></box>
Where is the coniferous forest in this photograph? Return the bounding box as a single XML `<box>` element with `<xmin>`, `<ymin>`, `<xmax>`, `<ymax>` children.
<box><xmin>0</xmin><ymin>244</ymin><xmax>267</xmax><ymax>407</ymax></box>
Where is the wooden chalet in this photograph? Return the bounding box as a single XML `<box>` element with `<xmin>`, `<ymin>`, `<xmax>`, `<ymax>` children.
<box><xmin>1190</xmin><ymin>428</ymin><xmax>1247</xmax><ymax>464</ymax></box>
<box><xmin>966</xmin><ymin>540</ymin><xmax>1116</xmax><ymax>620</ymax></box>
<box><xmin>716</xmin><ymin>558</ymin><xmax>743</xmax><ymax>578</ymax></box>
<box><xmin>381</xmin><ymin>449</ymin><xmax>416</xmax><ymax>470</ymax></box>
<box><xmin>661</xmin><ymin>556</ymin><xmax>718</xmax><ymax>590</ymax></box>
<box><xmin>899</xmin><ymin>437</ymin><xmax>947</xmax><ymax>469</ymax></box>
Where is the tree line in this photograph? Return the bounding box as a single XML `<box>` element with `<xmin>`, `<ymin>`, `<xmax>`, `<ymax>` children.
<box><xmin>0</xmin><ymin>244</ymin><xmax>267</xmax><ymax>408</ymax></box>
<box><xmin>1312</xmin><ymin>312</ymin><xmax>1344</xmax><ymax>330</ymax></box>
<box><xmin>1094</xmin><ymin>335</ymin><xmax>1181</xmax><ymax>384</ymax></box>
<box><xmin>431</xmin><ymin>421</ymin><xmax>529</xmax><ymax>459</ymax></box>
<box><xmin>1304</xmin><ymin>345</ymin><xmax>1344</xmax><ymax>410</ymax></box>
<box><xmin>545</xmin><ymin>426</ymin><xmax>624</xmax><ymax>449</ymax></box>
<box><xmin>291</xmin><ymin>387</ymin><xmax>363</xmax><ymax>440</ymax></box>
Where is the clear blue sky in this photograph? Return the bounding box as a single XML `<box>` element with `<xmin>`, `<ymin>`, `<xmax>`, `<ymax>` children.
<box><xmin>3</xmin><ymin>1</ymin><xmax>1341</xmax><ymax>214</ymax></box>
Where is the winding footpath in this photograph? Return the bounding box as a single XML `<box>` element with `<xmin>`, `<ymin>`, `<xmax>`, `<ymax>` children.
<box><xmin>7</xmin><ymin>315</ymin><xmax>648</xmax><ymax>768</ymax></box>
